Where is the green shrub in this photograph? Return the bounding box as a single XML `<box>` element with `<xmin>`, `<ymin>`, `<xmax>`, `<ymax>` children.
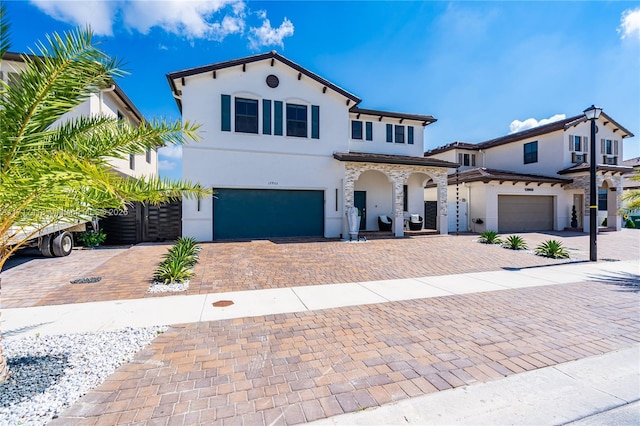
<box><xmin>535</xmin><ymin>240</ymin><xmax>569</xmax><ymax>259</ymax></box>
<box><xmin>478</xmin><ymin>230</ymin><xmax>502</xmax><ymax>244</ymax></box>
<box><xmin>503</xmin><ymin>235</ymin><xmax>528</xmax><ymax>250</ymax></box>
<box><xmin>154</xmin><ymin>257</ymin><xmax>193</xmax><ymax>284</ymax></box>
<box><xmin>154</xmin><ymin>237</ymin><xmax>201</xmax><ymax>284</ymax></box>
<box><xmin>77</xmin><ymin>229</ymin><xmax>106</xmax><ymax>248</ymax></box>
<box><xmin>601</xmin><ymin>217</ymin><xmax>607</xmax><ymax>227</ymax></box>
<box><xmin>625</xmin><ymin>219</ymin><xmax>636</xmax><ymax>229</ymax></box>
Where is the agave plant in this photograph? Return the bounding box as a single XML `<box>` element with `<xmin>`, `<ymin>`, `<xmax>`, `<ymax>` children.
<box><xmin>503</xmin><ymin>235</ymin><xmax>528</xmax><ymax>250</ymax></box>
<box><xmin>154</xmin><ymin>257</ymin><xmax>194</xmax><ymax>284</ymax></box>
<box><xmin>478</xmin><ymin>230</ymin><xmax>503</xmax><ymax>244</ymax></box>
<box><xmin>535</xmin><ymin>240</ymin><xmax>570</xmax><ymax>259</ymax></box>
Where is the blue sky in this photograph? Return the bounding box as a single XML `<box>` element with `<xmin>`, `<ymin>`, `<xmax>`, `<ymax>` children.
<box><xmin>5</xmin><ymin>0</ymin><xmax>640</xmax><ymax>180</ymax></box>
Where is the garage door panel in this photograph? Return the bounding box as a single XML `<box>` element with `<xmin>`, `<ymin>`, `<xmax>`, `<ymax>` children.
<box><xmin>214</xmin><ymin>189</ymin><xmax>324</xmax><ymax>239</ymax></box>
<box><xmin>498</xmin><ymin>195</ymin><xmax>553</xmax><ymax>233</ymax></box>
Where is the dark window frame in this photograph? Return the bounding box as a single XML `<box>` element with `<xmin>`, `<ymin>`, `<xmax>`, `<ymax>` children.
<box><xmin>286</xmin><ymin>103</ymin><xmax>307</xmax><ymax>138</ymax></box>
<box><xmin>365</xmin><ymin>122</ymin><xmax>373</xmax><ymax>141</ymax></box>
<box><xmin>351</xmin><ymin>120</ymin><xmax>363</xmax><ymax>140</ymax></box>
<box><xmin>403</xmin><ymin>185</ymin><xmax>408</xmax><ymax>212</ymax></box>
<box><xmin>386</xmin><ymin>124</ymin><xmax>393</xmax><ymax>143</ymax></box>
<box><xmin>408</xmin><ymin>126</ymin><xmax>414</xmax><ymax>145</ymax></box>
<box><xmin>395</xmin><ymin>125</ymin><xmax>405</xmax><ymax>144</ymax></box>
<box><xmin>598</xmin><ymin>189</ymin><xmax>607</xmax><ymax>211</ymax></box>
<box><xmin>129</xmin><ymin>154</ymin><xmax>135</xmax><ymax>170</ymax></box>
<box><xmin>145</xmin><ymin>148</ymin><xmax>151</xmax><ymax>164</ymax></box>
<box><xmin>523</xmin><ymin>141</ymin><xmax>538</xmax><ymax>164</ymax></box>
<box><xmin>234</xmin><ymin>97</ymin><xmax>259</xmax><ymax>134</ymax></box>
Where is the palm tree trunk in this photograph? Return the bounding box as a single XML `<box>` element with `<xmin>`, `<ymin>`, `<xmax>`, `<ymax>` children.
<box><xmin>0</xmin><ymin>278</ymin><xmax>8</xmax><ymax>383</ymax></box>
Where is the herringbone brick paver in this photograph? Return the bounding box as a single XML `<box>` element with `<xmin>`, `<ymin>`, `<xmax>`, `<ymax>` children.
<box><xmin>52</xmin><ymin>280</ymin><xmax>640</xmax><ymax>425</ymax></box>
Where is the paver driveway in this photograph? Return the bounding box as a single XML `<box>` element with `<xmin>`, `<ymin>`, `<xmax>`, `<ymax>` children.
<box><xmin>2</xmin><ymin>230</ymin><xmax>638</xmax><ymax>308</ymax></box>
<box><xmin>51</xmin><ymin>280</ymin><xmax>639</xmax><ymax>425</ymax></box>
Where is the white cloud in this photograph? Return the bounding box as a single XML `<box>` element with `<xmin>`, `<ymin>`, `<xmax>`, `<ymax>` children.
<box><xmin>248</xmin><ymin>17</ymin><xmax>294</xmax><ymax>50</ymax></box>
<box><xmin>158</xmin><ymin>145</ymin><xmax>182</xmax><ymax>159</ymax></box>
<box><xmin>30</xmin><ymin>0</ymin><xmax>117</xmax><ymax>36</ymax></box>
<box><xmin>31</xmin><ymin>0</ymin><xmax>294</xmax><ymax>48</ymax></box>
<box><xmin>121</xmin><ymin>0</ymin><xmax>245</xmax><ymax>39</ymax></box>
<box><xmin>618</xmin><ymin>8</ymin><xmax>640</xmax><ymax>40</ymax></box>
<box><xmin>509</xmin><ymin>114</ymin><xmax>566</xmax><ymax>134</ymax></box>
<box><xmin>158</xmin><ymin>159</ymin><xmax>177</xmax><ymax>171</ymax></box>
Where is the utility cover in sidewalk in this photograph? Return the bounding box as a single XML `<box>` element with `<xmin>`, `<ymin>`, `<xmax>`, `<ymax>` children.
<box><xmin>212</xmin><ymin>300</ymin><xmax>234</xmax><ymax>307</ymax></box>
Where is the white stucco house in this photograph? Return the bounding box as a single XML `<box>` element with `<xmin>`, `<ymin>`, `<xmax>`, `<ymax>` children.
<box><xmin>1</xmin><ymin>52</ymin><xmax>158</xmax><ymax>179</ymax></box>
<box><xmin>167</xmin><ymin>51</ymin><xmax>456</xmax><ymax>241</ymax></box>
<box><xmin>424</xmin><ymin>113</ymin><xmax>634</xmax><ymax>233</ymax></box>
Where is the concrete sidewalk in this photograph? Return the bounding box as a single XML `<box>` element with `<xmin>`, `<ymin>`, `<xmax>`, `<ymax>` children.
<box><xmin>2</xmin><ymin>259</ymin><xmax>638</xmax><ymax>341</ymax></box>
<box><xmin>311</xmin><ymin>345</ymin><xmax>640</xmax><ymax>425</ymax></box>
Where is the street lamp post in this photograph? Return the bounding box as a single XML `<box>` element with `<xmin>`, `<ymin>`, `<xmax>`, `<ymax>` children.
<box><xmin>583</xmin><ymin>105</ymin><xmax>602</xmax><ymax>262</ymax></box>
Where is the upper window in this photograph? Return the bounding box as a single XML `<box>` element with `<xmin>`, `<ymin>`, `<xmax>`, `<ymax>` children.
<box><xmin>129</xmin><ymin>154</ymin><xmax>135</xmax><ymax>170</ymax></box>
<box><xmin>365</xmin><ymin>122</ymin><xmax>373</xmax><ymax>141</ymax></box>
<box><xmin>573</xmin><ymin>135</ymin><xmax>582</xmax><ymax>152</ymax></box>
<box><xmin>395</xmin><ymin>125</ymin><xmax>405</xmax><ymax>144</ymax></box>
<box><xmin>145</xmin><ymin>148</ymin><xmax>151</xmax><ymax>164</ymax></box>
<box><xmin>286</xmin><ymin>104</ymin><xmax>307</xmax><ymax>137</ymax></box>
<box><xmin>235</xmin><ymin>98</ymin><xmax>258</xmax><ymax>134</ymax></box>
<box><xmin>458</xmin><ymin>153</ymin><xmax>476</xmax><ymax>167</ymax></box>
<box><xmin>351</xmin><ymin>120</ymin><xmax>363</xmax><ymax>140</ymax></box>
<box><xmin>524</xmin><ymin>141</ymin><xmax>538</xmax><ymax>164</ymax></box>
<box><xmin>605</xmin><ymin>139</ymin><xmax>613</xmax><ymax>155</ymax></box>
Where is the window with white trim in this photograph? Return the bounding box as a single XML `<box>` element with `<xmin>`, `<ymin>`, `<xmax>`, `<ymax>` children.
<box><xmin>600</xmin><ymin>138</ymin><xmax>619</xmax><ymax>165</ymax></box>
<box><xmin>458</xmin><ymin>153</ymin><xmax>476</xmax><ymax>167</ymax></box>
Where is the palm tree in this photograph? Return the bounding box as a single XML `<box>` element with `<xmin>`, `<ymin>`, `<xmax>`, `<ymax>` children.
<box><xmin>0</xmin><ymin>6</ymin><xmax>210</xmax><ymax>382</ymax></box>
<box><xmin>621</xmin><ymin>171</ymin><xmax>640</xmax><ymax>215</ymax></box>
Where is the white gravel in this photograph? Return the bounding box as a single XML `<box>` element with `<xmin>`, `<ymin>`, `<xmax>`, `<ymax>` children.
<box><xmin>146</xmin><ymin>280</ymin><xmax>189</xmax><ymax>293</ymax></box>
<box><xmin>0</xmin><ymin>326</ymin><xmax>166</xmax><ymax>426</ymax></box>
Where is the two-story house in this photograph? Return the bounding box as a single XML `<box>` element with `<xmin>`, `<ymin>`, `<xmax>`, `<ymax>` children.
<box><xmin>167</xmin><ymin>51</ymin><xmax>456</xmax><ymax>241</ymax></box>
<box><xmin>424</xmin><ymin>113</ymin><xmax>634</xmax><ymax>233</ymax></box>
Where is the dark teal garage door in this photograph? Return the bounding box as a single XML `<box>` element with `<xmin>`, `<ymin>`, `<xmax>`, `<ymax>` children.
<box><xmin>213</xmin><ymin>189</ymin><xmax>324</xmax><ymax>239</ymax></box>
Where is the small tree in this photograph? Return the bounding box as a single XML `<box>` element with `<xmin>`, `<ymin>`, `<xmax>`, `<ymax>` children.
<box><xmin>571</xmin><ymin>205</ymin><xmax>578</xmax><ymax>228</ymax></box>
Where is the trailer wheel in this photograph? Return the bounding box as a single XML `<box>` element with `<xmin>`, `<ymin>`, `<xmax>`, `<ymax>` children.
<box><xmin>40</xmin><ymin>234</ymin><xmax>54</xmax><ymax>257</ymax></box>
<box><xmin>52</xmin><ymin>232</ymin><xmax>73</xmax><ymax>257</ymax></box>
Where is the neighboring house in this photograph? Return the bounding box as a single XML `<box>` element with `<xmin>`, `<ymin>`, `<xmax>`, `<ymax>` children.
<box><xmin>425</xmin><ymin>113</ymin><xmax>634</xmax><ymax>233</ymax></box>
<box><xmin>167</xmin><ymin>51</ymin><xmax>456</xmax><ymax>241</ymax></box>
<box><xmin>2</xmin><ymin>52</ymin><xmax>167</xmax><ymax>251</ymax></box>
<box><xmin>1</xmin><ymin>52</ymin><xmax>158</xmax><ymax>179</ymax></box>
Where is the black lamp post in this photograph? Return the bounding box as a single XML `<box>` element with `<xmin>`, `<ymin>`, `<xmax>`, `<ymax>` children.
<box><xmin>583</xmin><ymin>105</ymin><xmax>602</xmax><ymax>262</ymax></box>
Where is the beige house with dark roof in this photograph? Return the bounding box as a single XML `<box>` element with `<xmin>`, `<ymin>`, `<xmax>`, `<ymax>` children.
<box><xmin>425</xmin><ymin>112</ymin><xmax>634</xmax><ymax>233</ymax></box>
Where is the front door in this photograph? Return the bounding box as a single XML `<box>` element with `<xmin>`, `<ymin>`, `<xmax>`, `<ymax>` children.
<box><xmin>354</xmin><ymin>191</ymin><xmax>366</xmax><ymax>231</ymax></box>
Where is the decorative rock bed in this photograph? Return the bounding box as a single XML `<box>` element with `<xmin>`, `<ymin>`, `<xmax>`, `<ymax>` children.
<box><xmin>146</xmin><ymin>280</ymin><xmax>190</xmax><ymax>293</ymax></box>
<box><xmin>0</xmin><ymin>326</ymin><xmax>166</xmax><ymax>426</ymax></box>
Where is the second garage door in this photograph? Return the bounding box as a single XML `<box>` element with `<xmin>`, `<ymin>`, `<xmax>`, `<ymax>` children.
<box><xmin>213</xmin><ymin>189</ymin><xmax>324</xmax><ymax>240</ymax></box>
<box><xmin>498</xmin><ymin>195</ymin><xmax>554</xmax><ymax>232</ymax></box>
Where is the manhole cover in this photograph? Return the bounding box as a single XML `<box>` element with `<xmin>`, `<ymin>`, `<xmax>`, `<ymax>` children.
<box><xmin>70</xmin><ymin>277</ymin><xmax>102</xmax><ymax>284</ymax></box>
<box><xmin>212</xmin><ymin>300</ymin><xmax>234</xmax><ymax>307</ymax></box>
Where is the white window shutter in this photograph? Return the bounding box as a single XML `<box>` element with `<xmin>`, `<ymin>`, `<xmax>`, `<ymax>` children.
<box><xmin>583</xmin><ymin>136</ymin><xmax>588</xmax><ymax>152</ymax></box>
<box><xmin>568</xmin><ymin>135</ymin><xmax>573</xmax><ymax>151</ymax></box>
<box><xmin>458</xmin><ymin>153</ymin><xmax>463</xmax><ymax>165</ymax></box>
<box><xmin>614</xmin><ymin>140</ymin><xmax>619</xmax><ymax>155</ymax></box>
<box><xmin>600</xmin><ymin>139</ymin><xmax>605</xmax><ymax>154</ymax></box>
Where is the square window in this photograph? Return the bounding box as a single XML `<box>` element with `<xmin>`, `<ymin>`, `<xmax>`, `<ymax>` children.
<box><xmin>235</xmin><ymin>98</ymin><xmax>258</xmax><ymax>134</ymax></box>
<box><xmin>524</xmin><ymin>141</ymin><xmax>538</xmax><ymax>164</ymax></box>
<box><xmin>286</xmin><ymin>104</ymin><xmax>307</xmax><ymax>137</ymax></box>
<box><xmin>351</xmin><ymin>120</ymin><xmax>363</xmax><ymax>140</ymax></box>
<box><xmin>395</xmin><ymin>125</ymin><xmax>404</xmax><ymax>144</ymax></box>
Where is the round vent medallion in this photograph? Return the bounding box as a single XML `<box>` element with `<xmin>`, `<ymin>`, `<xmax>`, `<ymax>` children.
<box><xmin>266</xmin><ymin>74</ymin><xmax>279</xmax><ymax>88</ymax></box>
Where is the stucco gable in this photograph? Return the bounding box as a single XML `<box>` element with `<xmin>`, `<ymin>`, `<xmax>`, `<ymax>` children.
<box><xmin>167</xmin><ymin>51</ymin><xmax>361</xmax><ymax>112</ymax></box>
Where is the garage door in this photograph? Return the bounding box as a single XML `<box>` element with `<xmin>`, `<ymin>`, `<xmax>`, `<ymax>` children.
<box><xmin>498</xmin><ymin>195</ymin><xmax>553</xmax><ymax>232</ymax></box>
<box><xmin>213</xmin><ymin>189</ymin><xmax>324</xmax><ymax>239</ymax></box>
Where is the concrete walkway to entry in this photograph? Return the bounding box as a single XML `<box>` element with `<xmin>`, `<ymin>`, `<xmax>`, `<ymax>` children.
<box><xmin>3</xmin><ymin>258</ymin><xmax>638</xmax><ymax>341</ymax></box>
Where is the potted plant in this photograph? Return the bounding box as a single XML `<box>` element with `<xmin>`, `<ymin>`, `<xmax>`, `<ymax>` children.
<box><xmin>571</xmin><ymin>205</ymin><xmax>578</xmax><ymax>228</ymax></box>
